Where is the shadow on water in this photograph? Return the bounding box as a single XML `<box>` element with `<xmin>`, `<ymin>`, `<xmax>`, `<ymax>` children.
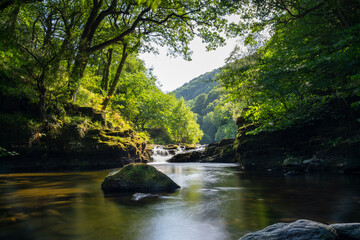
<box><xmin>0</xmin><ymin>164</ymin><xmax>359</xmax><ymax>240</ymax></box>
<box><xmin>234</xmin><ymin>171</ymin><xmax>360</xmax><ymax>225</ymax></box>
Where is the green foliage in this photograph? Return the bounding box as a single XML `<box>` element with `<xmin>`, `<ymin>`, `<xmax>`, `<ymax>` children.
<box><xmin>0</xmin><ymin>146</ymin><xmax>19</xmax><ymax>157</ymax></box>
<box><xmin>93</xmin><ymin>55</ymin><xmax>204</xmax><ymax>144</ymax></box>
<box><xmin>173</xmin><ymin>69</ymin><xmax>220</xmax><ymax>101</ymax></box>
<box><xmin>167</xmin><ymin>98</ymin><xmax>203</xmax><ymax>143</ymax></box>
<box><xmin>1</xmin><ymin>0</ymin><xmax>215</xmax><ymax>145</ymax></box>
<box><xmin>173</xmin><ymin>69</ymin><xmax>238</xmax><ymax>143</ymax></box>
<box><xmin>202</xmin><ymin>99</ymin><xmax>238</xmax><ymax>142</ymax></box>
<box><xmin>220</xmin><ymin>0</ymin><xmax>360</xmax><ymax>134</ymax></box>
<box><xmin>7</xmin><ymin>0</ymin><xmax>358</xmax><ymax>149</ymax></box>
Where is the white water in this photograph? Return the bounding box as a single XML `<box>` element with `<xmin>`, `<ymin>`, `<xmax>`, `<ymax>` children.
<box><xmin>151</xmin><ymin>145</ymin><xmax>207</xmax><ymax>163</ymax></box>
<box><xmin>152</xmin><ymin>146</ymin><xmax>172</xmax><ymax>163</ymax></box>
<box><xmin>175</xmin><ymin>145</ymin><xmax>185</xmax><ymax>155</ymax></box>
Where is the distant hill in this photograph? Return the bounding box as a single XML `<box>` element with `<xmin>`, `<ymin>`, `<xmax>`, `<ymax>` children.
<box><xmin>172</xmin><ymin>67</ymin><xmax>237</xmax><ymax>144</ymax></box>
<box><xmin>173</xmin><ymin>68</ymin><xmax>220</xmax><ymax>101</ymax></box>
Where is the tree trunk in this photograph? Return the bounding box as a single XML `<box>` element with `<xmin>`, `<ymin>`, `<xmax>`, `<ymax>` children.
<box><xmin>101</xmin><ymin>43</ymin><xmax>128</xmax><ymax>111</ymax></box>
<box><xmin>69</xmin><ymin>50</ymin><xmax>89</xmax><ymax>101</ymax></box>
<box><xmin>101</xmin><ymin>48</ymin><xmax>113</xmax><ymax>92</ymax></box>
<box><xmin>37</xmin><ymin>71</ymin><xmax>47</xmax><ymax>121</ymax></box>
<box><xmin>68</xmin><ymin>0</ymin><xmax>103</xmax><ymax>101</ymax></box>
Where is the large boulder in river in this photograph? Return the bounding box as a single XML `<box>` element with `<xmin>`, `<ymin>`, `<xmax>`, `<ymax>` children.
<box><xmin>101</xmin><ymin>163</ymin><xmax>180</xmax><ymax>193</ymax></box>
<box><xmin>239</xmin><ymin>219</ymin><xmax>339</xmax><ymax>240</ymax></box>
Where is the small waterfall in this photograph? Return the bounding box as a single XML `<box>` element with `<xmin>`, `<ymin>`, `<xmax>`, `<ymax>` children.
<box><xmin>195</xmin><ymin>145</ymin><xmax>206</xmax><ymax>151</ymax></box>
<box><xmin>153</xmin><ymin>146</ymin><xmax>170</xmax><ymax>156</ymax></box>
<box><xmin>151</xmin><ymin>146</ymin><xmax>172</xmax><ymax>163</ymax></box>
<box><xmin>151</xmin><ymin>144</ymin><xmax>207</xmax><ymax>163</ymax></box>
<box><xmin>175</xmin><ymin>145</ymin><xmax>185</xmax><ymax>155</ymax></box>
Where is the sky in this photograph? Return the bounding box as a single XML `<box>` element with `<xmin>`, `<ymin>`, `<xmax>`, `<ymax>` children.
<box><xmin>139</xmin><ymin>36</ymin><xmax>239</xmax><ymax>93</ymax></box>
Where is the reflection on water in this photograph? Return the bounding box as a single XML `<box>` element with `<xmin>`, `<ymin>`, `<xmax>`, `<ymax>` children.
<box><xmin>0</xmin><ymin>163</ymin><xmax>360</xmax><ymax>240</ymax></box>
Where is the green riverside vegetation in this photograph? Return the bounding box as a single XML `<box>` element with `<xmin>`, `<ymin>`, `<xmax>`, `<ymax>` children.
<box><xmin>0</xmin><ymin>0</ymin><xmax>245</xmax><ymax>149</ymax></box>
<box><xmin>0</xmin><ymin>0</ymin><xmax>359</xmax><ymax>163</ymax></box>
<box><xmin>219</xmin><ymin>0</ymin><xmax>360</xmax><ymax>134</ymax></box>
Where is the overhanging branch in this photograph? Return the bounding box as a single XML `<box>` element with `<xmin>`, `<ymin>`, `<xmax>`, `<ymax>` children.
<box><xmin>87</xmin><ymin>7</ymin><xmax>151</xmax><ymax>53</ymax></box>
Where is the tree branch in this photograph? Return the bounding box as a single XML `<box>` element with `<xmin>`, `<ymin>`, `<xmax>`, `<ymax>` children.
<box><xmin>88</xmin><ymin>7</ymin><xmax>151</xmax><ymax>53</ymax></box>
<box><xmin>139</xmin><ymin>12</ymin><xmax>188</xmax><ymax>25</ymax></box>
<box><xmin>279</xmin><ymin>0</ymin><xmax>327</xmax><ymax>19</ymax></box>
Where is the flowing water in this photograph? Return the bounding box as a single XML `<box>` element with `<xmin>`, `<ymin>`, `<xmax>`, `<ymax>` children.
<box><xmin>0</xmin><ymin>163</ymin><xmax>360</xmax><ymax>240</ymax></box>
<box><xmin>151</xmin><ymin>145</ymin><xmax>206</xmax><ymax>163</ymax></box>
<box><xmin>151</xmin><ymin>146</ymin><xmax>172</xmax><ymax>163</ymax></box>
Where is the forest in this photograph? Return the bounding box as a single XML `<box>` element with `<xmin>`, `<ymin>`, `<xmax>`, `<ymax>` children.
<box><xmin>220</xmin><ymin>0</ymin><xmax>360</xmax><ymax>136</ymax></box>
<box><xmin>172</xmin><ymin>0</ymin><xmax>360</xmax><ymax>146</ymax></box>
<box><xmin>174</xmin><ymin>69</ymin><xmax>238</xmax><ymax>144</ymax></box>
<box><xmin>1</xmin><ymin>0</ymin><xmax>360</xmax><ymax>162</ymax></box>
<box><xmin>1</xmin><ymin>0</ymin><xmax>239</xmax><ymax>153</ymax></box>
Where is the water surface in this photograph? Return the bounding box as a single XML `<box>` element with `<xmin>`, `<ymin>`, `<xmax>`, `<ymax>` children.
<box><xmin>0</xmin><ymin>163</ymin><xmax>359</xmax><ymax>240</ymax></box>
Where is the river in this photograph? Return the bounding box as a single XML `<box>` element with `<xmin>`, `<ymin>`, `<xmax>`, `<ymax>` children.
<box><xmin>0</xmin><ymin>163</ymin><xmax>360</xmax><ymax>240</ymax></box>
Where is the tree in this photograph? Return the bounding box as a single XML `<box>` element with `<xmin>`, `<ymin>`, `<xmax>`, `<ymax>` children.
<box><xmin>0</xmin><ymin>0</ymin><xmax>82</xmax><ymax>119</ymax></box>
<box><xmin>67</xmin><ymin>0</ymin><xmax>243</xmax><ymax>102</ymax></box>
<box><xmin>168</xmin><ymin>98</ymin><xmax>203</xmax><ymax>143</ymax></box>
<box><xmin>220</xmin><ymin>0</ymin><xmax>360</xmax><ymax>133</ymax></box>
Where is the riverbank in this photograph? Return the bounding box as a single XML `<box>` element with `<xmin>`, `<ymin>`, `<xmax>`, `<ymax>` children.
<box><xmin>0</xmin><ymin>104</ymin><xmax>148</xmax><ymax>173</ymax></box>
<box><xmin>164</xmin><ymin>98</ymin><xmax>360</xmax><ymax>174</ymax></box>
<box><xmin>233</xmin><ymin>97</ymin><xmax>360</xmax><ymax>174</ymax></box>
<box><xmin>235</xmin><ymin>119</ymin><xmax>360</xmax><ymax>173</ymax></box>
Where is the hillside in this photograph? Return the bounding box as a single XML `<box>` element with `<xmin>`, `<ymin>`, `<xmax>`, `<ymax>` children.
<box><xmin>173</xmin><ymin>68</ymin><xmax>220</xmax><ymax>101</ymax></box>
<box><xmin>172</xmin><ymin>68</ymin><xmax>237</xmax><ymax>144</ymax></box>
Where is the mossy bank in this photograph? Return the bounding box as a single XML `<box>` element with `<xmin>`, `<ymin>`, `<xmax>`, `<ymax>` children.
<box><xmin>0</xmin><ymin>103</ymin><xmax>149</xmax><ymax>173</ymax></box>
<box><xmin>234</xmin><ymin>98</ymin><xmax>360</xmax><ymax>173</ymax></box>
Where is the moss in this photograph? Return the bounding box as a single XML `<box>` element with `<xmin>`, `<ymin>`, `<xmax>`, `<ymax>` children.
<box><xmin>101</xmin><ymin>163</ymin><xmax>180</xmax><ymax>193</ymax></box>
<box><xmin>2</xmin><ymin>104</ymin><xmax>149</xmax><ymax>169</ymax></box>
<box><xmin>165</xmin><ymin>144</ymin><xmax>178</xmax><ymax>149</ymax></box>
<box><xmin>116</xmin><ymin>164</ymin><xmax>158</xmax><ymax>182</ymax></box>
<box><xmin>184</xmin><ymin>143</ymin><xmax>196</xmax><ymax>149</ymax></box>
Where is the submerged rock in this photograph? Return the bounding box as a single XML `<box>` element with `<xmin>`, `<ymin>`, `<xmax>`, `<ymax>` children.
<box><xmin>239</xmin><ymin>219</ymin><xmax>338</xmax><ymax>240</ymax></box>
<box><xmin>101</xmin><ymin>163</ymin><xmax>180</xmax><ymax>193</ymax></box>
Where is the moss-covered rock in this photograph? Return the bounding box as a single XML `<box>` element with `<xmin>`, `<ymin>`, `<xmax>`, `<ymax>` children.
<box><xmin>101</xmin><ymin>163</ymin><xmax>180</xmax><ymax>193</ymax></box>
<box><xmin>183</xmin><ymin>144</ymin><xmax>196</xmax><ymax>149</ymax></box>
<box><xmin>65</xmin><ymin>104</ymin><xmax>106</xmax><ymax>125</ymax></box>
<box><xmin>164</xmin><ymin>144</ymin><xmax>178</xmax><ymax>150</ymax></box>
